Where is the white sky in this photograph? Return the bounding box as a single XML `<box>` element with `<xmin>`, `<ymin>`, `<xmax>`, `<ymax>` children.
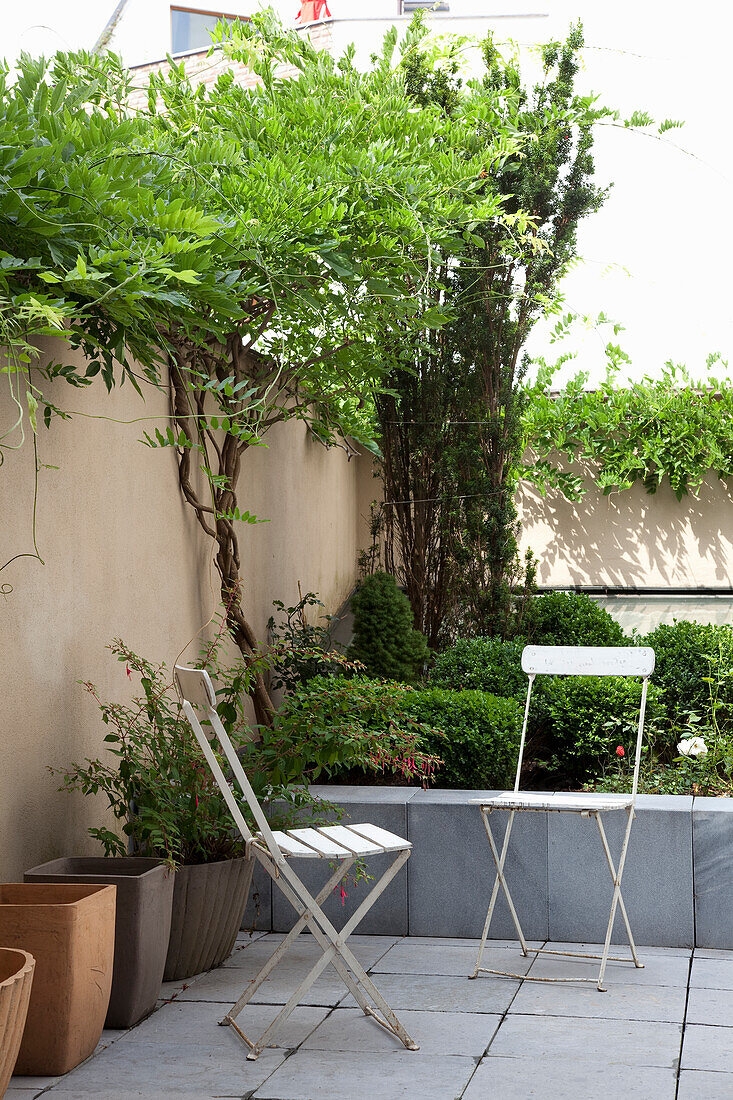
<box><xmin>1</xmin><ymin>1</ymin><xmax>732</xmax><ymax>386</ymax></box>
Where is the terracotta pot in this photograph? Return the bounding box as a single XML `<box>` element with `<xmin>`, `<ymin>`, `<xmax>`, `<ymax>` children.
<box><xmin>24</xmin><ymin>857</ymin><xmax>174</xmax><ymax>1028</ymax></box>
<box><xmin>0</xmin><ymin>948</ymin><xmax>35</xmax><ymax>1097</ymax></box>
<box><xmin>0</xmin><ymin>883</ymin><xmax>115</xmax><ymax>1076</ymax></box>
<box><xmin>164</xmin><ymin>856</ymin><xmax>254</xmax><ymax>980</ymax></box>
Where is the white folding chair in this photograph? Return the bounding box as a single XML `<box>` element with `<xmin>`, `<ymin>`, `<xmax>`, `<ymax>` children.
<box><xmin>470</xmin><ymin>644</ymin><xmax>655</xmax><ymax>992</ymax></box>
<box><xmin>174</xmin><ymin>665</ymin><xmax>419</xmax><ymax>1059</ymax></box>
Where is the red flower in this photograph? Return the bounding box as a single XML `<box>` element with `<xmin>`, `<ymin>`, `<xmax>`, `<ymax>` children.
<box><xmin>126</xmin><ymin>665</ymin><xmax>132</xmax><ymax>680</ymax></box>
<box><xmin>616</xmin><ymin>746</ymin><xmax>625</xmax><ymax>757</ymax></box>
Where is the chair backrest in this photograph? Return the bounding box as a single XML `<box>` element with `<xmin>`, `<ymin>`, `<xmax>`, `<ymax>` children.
<box><xmin>174</xmin><ymin>665</ymin><xmax>285</xmax><ymax>865</ymax></box>
<box><xmin>513</xmin><ymin>645</ymin><xmax>655</xmax><ymax>800</ymax></box>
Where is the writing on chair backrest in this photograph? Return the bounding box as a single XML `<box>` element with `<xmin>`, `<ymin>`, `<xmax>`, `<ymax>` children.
<box><xmin>522</xmin><ymin>646</ymin><xmax>655</xmax><ymax>678</ymax></box>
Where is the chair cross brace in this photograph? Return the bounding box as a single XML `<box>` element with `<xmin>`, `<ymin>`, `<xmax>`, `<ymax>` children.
<box><xmin>470</xmin><ymin>804</ymin><xmax>643</xmax><ymax>991</ymax></box>
<box><xmin>223</xmin><ymin>844</ymin><xmax>415</xmax><ymax>1059</ymax></box>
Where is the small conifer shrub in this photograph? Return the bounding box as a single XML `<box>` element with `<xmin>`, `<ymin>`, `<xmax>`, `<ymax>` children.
<box><xmin>348</xmin><ymin>572</ymin><xmax>429</xmax><ymax>683</ymax></box>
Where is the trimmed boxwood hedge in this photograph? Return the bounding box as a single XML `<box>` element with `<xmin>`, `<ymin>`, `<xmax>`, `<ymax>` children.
<box><xmin>644</xmin><ymin>620</ymin><xmax>733</xmax><ymax>726</ymax></box>
<box><xmin>534</xmin><ymin>676</ymin><xmax>664</xmax><ymax>784</ymax></box>
<box><xmin>296</xmin><ymin>674</ymin><xmax>522</xmax><ymax>790</ymax></box>
<box><xmin>430</xmin><ymin>637</ymin><xmax>526</xmax><ymax>698</ymax></box>
<box><xmin>404</xmin><ymin>688</ymin><xmax>522</xmax><ymax>790</ymax></box>
<box><xmin>526</xmin><ymin>590</ymin><xmax>626</xmax><ymax>647</ymax></box>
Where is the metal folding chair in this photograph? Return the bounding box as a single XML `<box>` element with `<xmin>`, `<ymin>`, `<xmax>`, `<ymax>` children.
<box><xmin>174</xmin><ymin>665</ymin><xmax>419</xmax><ymax>1059</ymax></box>
<box><xmin>470</xmin><ymin>644</ymin><xmax>655</xmax><ymax>992</ymax></box>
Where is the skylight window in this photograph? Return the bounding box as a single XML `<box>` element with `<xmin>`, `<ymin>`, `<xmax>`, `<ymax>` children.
<box><xmin>171</xmin><ymin>6</ymin><xmax>244</xmax><ymax>55</ymax></box>
<box><xmin>401</xmin><ymin>1</ymin><xmax>450</xmax><ymax>12</ymax></box>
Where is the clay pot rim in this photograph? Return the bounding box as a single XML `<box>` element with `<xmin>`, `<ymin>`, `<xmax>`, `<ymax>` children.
<box><xmin>0</xmin><ymin>947</ymin><xmax>35</xmax><ymax>988</ymax></box>
<box><xmin>0</xmin><ymin>884</ymin><xmax>117</xmax><ymax>908</ymax></box>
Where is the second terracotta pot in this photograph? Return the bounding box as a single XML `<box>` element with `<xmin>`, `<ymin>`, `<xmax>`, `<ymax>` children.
<box><xmin>164</xmin><ymin>856</ymin><xmax>254</xmax><ymax>980</ymax></box>
<box><xmin>0</xmin><ymin>948</ymin><xmax>35</xmax><ymax>1098</ymax></box>
<box><xmin>0</xmin><ymin>883</ymin><xmax>116</xmax><ymax>1076</ymax></box>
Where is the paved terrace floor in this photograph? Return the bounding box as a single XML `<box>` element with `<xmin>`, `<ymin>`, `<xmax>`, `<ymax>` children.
<box><xmin>8</xmin><ymin>933</ymin><xmax>733</xmax><ymax>1099</ymax></box>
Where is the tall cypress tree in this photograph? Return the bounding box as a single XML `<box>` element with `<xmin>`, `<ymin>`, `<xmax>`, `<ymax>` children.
<box><xmin>378</xmin><ymin>21</ymin><xmax>608</xmax><ymax>643</ymax></box>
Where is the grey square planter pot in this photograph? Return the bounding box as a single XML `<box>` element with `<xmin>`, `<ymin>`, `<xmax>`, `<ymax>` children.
<box><xmin>24</xmin><ymin>857</ymin><xmax>174</xmax><ymax>1029</ymax></box>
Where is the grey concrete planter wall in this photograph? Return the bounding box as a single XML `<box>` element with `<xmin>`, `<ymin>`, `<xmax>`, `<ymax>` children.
<box><xmin>249</xmin><ymin>787</ymin><xmax>733</xmax><ymax>949</ymax></box>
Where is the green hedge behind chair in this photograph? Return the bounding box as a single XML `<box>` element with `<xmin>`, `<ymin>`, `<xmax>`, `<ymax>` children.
<box><xmin>404</xmin><ymin>688</ymin><xmax>522</xmax><ymax>790</ymax></box>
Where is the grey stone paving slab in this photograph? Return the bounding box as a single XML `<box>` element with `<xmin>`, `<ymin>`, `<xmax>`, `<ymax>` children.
<box><xmin>114</xmin><ymin>999</ymin><xmax>329</xmax><ymax>1050</ymax></box>
<box><xmin>246</xmin><ymin>932</ymin><xmax>399</xmax><ymax>949</ymax></box>
<box><xmin>687</xmin><ymin>986</ymin><xmax>733</xmax><ymax>1027</ymax></box>
<box><xmin>16</xmin><ymin>934</ymin><xmax>733</xmax><ymax>1100</ymax></box>
<box><xmin>188</xmin><ymin>933</ymin><xmax>396</xmax><ymax>1008</ymax></box>
<box><xmin>9</xmin><ymin>1076</ymin><xmax>61</xmax><ymax>1093</ymax></box>
<box><xmin>693</xmin><ymin>797</ymin><xmax>733</xmax><ymax>950</ymax></box>
<box><xmin>509</xmin><ymin>980</ymin><xmax>687</xmax><ymax>1023</ymax></box>
<box><xmin>403</xmin><ymin>936</ymin><xmax>546</xmax><ymax>949</ymax></box>
<box><xmin>407</xmin><ymin>788</ymin><xmax>549</xmax><ymax>939</ymax></box>
<box><xmin>176</xmin><ymin>958</ymin><xmax>350</xmax><ymax>1007</ymax></box>
<box><xmin>526</xmin><ymin>951</ymin><xmax>690</xmax><ymax>986</ymax></box>
<box><xmin>158</xmin><ymin>976</ymin><xmax>189</xmax><ymax>1002</ymax></box>
<box><xmin>252</xmin><ymin>1049</ymin><xmax>476</xmax><ymax>1099</ymax></box>
<box><xmin>691</xmin><ymin>958</ymin><xmax>733</xmax><ymax>989</ymax></box>
<box><xmin>682</xmin><ymin>1024</ymin><xmax>733</xmax><ymax>1073</ymax></box>
<box><xmin>463</xmin><ymin>1056</ymin><xmax>677</xmax><ymax>1099</ymax></box>
<box><xmin>340</xmin><ymin>970</ymin><xmax>519</xmax><ymax>1013</ymax></box>
<box><xmin>373</xmin><ymin>942</ymin><xmax>533</xmax><ymax>977</ymax></box>
<box><xmin>41</xmin><ymin>1038</ymin><xmax>286</xmax><ymax>1096</ymax></box>
<box><xmin>273</xmin><ymin>787</ymin><xmax>415</xmax><ymax>935</ymax></box>
<box><xmin>547</xmin><ymin>940</ymin><xmax>693</xmax><ymax>958</ymax></box>
<box><xmin>220</xmin><ymin>933</ymin><xmax>394</xmax><ymax>969</ymax></box>
<box><xmin>548</xmin><ymin>795</ymin><xmax>694</xmax><ymax>946</ymax></box>
<box><xmin>42</xmin><ymin>1093</ymin><xmax>234</xmax><ymax>1100</ymax></box>
<box><xmin>677</xmin><ymin>1069</ymin><xmax>733</xmax><ymax>1098</ymax></box>
<box><xmin>302</xmin><ymin>1006</ymin><xmax>500</xmax><ymax>1056</ymax></box>
<box><xmin>489</xmin><ymin>1014</ymin><xmax>682</xmax><ymax>1066</ymax></box>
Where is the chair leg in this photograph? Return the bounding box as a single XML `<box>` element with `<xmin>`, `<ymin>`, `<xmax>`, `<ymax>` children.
<box><xmin>472</xmin><ymin>809</ymin><xmax>529</xmax><ymax>979</ymax></box>
<box><xmin>226</xmin><ymin>849</ymin><xmax>418</xmax><ymax>1058</ymax></box>
<box><xmin>595</xmin><ymin>808</ymin><xmax>640</xmax><ymax>991</ymax></box>
<box><xmin>281</xmin><ymin>850</ymin><xmax>419</xmax><ymax>1052</ymax></box>
<box><xmin>222</xmin><ymin>853</ymin><xmax>351</xmax><ymax>1033</ymax></box>
<box><xmin>263</xmin><ymin>859</ymin><xmax>378</xmax><ymax>1021</ymax></box>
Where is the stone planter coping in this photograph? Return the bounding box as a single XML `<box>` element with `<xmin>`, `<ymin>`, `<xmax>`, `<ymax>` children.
<box><xmin>246</xmin><ymin>788</ymin><xmax>733</xmax><ymax>950</ymax></box>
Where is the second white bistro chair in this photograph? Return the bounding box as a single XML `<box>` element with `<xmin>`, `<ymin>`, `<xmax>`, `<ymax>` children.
<box><xmin>174</xmin><ymin>665</ymin><xmax>419</xmax><ymax>1060</ymax></box>
<box><xmin>470</xmin><ymin>644</ymin><xmax>655</xmax><ymax>992</ymax></box>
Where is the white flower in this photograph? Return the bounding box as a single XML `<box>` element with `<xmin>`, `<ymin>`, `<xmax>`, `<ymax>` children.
<box><xmin>677</xmin><ymin>737</ymin><xmax>708</xmax><ymax>758</ymax></box>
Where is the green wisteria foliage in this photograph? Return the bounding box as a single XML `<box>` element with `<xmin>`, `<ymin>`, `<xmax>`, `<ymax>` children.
<box><xmin>0</xmin><ymin>12</ymin><xmax>528</xmax><ymax>715</ymax></box>
<box><xmin>524</xmin><ymin>357</ymin><xmax>733</xmax><ymax>501</ymax></box>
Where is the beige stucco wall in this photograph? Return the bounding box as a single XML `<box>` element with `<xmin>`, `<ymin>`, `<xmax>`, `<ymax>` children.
<box><xmin>517</xmin><ymin>474</ymin><xmax>733</xmax><ymax>589</ymax></box>
<box><xmin>0</xmin><ymin>340</ymin><xmax>372</xmax><ymax>880</ymax></box>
